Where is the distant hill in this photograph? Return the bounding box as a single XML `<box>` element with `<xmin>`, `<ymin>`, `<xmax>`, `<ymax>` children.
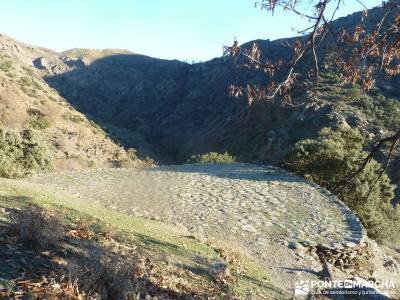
<box><xmin>0</xmin><ymin>34</ymin><xmax>144</xmax><ymax>170</ymax></box>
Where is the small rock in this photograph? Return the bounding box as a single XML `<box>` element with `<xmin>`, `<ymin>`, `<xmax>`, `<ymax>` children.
<box><xmin>342</xmin><ymin>241</ymin><xmax>357</xmax><ymax>248</ymax></box>
<box><xmin>288</xmin><ymin>241</ymin><xmax>304</xmax><ymax>250</ymax></box>
<box><xmin>221</xmin><ymin>193</ymin><xmax>233</xmax><ymax>199</ymax></box>
<box><xmin>264</xmin><ymin>221</ymin><xmax>273</xmax><ymax>227</ymax></box>
<box><xmin>348</xmin><ymin>251</ymin><xmax>358</xmax><ymax>259</ymax></box>
<box><xmin>179</xmin><ymin>193</ymin><xmax>192</xmax><ymax>198</ymax></box>
<box><xmin>383</xmin><ymin>258</ymin><xmax>398</xmax><ymax>272</ymax></box>
<box><xmin>310</xmin><ymin>249</ymin><xmax>320</xmax><ymax>261</ymax></box>
<box><xmin>151</xmin><ymin>215</ymin><xmax>161</xmax><ymax>221</ymax></box>
<box><xmin>210</xmin><ymin>260</ymin><xmax>230</xmax><ymax>281</ymax></box>
<box><xmin>331</xmin><ymin>242</ymin><xmax>344</xmax><ymax>250</ymax></box>
<box><xmin>300</xmin><ymin>240</ymin><xmax>312</xmax><ymax>247</ymax></box>
<box><xmin>242</xmin><ymin>224</ymin><xmax>257</xmax><ymax>233</ymax></box>
<box><xmin>318</xmin><ymin>243</ymin><xmax>334</xmax><ymax>250</ymax></box>
<box><xmin>33</xmin><ymin>56</ymin><xmax>49</xmax><ymax>69</ymax></box>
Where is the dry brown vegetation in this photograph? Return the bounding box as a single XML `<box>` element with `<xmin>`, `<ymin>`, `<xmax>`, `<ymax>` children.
<box><xmin>9</xmin><ymin>204</ymin><xmax>65</xmax><ymax>250</ymax></box>
<box><xmin>2</xmin><ymin>205</ymin><xmax>212</xmax><ymax>299</ymax></box>
<box><xmin>0</xmin><ymin>198</ymin><xmax>274</xmax><ymax>299</ymax></box>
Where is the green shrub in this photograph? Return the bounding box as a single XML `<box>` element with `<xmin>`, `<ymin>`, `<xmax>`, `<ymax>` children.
<box><xmin>0</xmin><ymin>60</ymin><xmax>12</xmax><ymax>73</ymax></box>
<box><xmin>89</xmin><ymin>119</ymin><xmax>106</xmax><ymax>134</ymax></box>
<box><xmin>188</xmin><ymin>152</ymin><xmax>236</xmax><ymax>164</ymax></box>
<box><xmin>282</xmin><ymin>126</ymin><xmax>400</xmax><ymax>243</ymax></box>
<box><xmin>18</xmin><ymin>76</ymin><xmax>42</xmax><ymax>90</ymax></box>
<box><xmin>18</xmin><ymin>76</ymin><xmax>31</xmax><ymax>87</ymax></box>
<box><xmin>29</xmin><ymin>115</ymin><xmax>51</xmax><ymax>130</ymax></box>
<box><xmin>62</xmin><ymin>112</ymin><xmax>85</xmax><ymax>123</ymax></box>
<box><xmin>89</xmin><ymin>119</ymin><xmax>100</xmax><ymax>129</ymax></box>
<box><xmin>0</xmin><ymin>128</ymin><xmax>53</xmax><ymax>178</ymax></box>
<box><xmin>70</xmin><ymin>115</ymin><xmax>84</xmax><ymax>123</ymax></box>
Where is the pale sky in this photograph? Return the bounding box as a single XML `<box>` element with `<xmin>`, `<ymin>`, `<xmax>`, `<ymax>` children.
<box><xmin>0</xmin><ymin>0</ymin><xmax>382</xmax><ymax>62</ymax></box>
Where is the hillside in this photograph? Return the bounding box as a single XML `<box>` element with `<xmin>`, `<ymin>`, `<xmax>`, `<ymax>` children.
<box><xmin>5</xmin><ymin>4</ymin><xmax>394</xmax><ymax>191</ymax></box>
<box><xmin>0</xmin><ymin>34</ymin><xmax>144</xmax><ymax>170</ymax></box>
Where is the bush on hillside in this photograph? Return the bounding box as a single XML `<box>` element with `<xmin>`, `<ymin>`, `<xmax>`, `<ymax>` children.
<box><xmin>0</xmin><ymin>128</ymin><xmax>53</xmax><ymax>178</ymax></box>
<box><xmin>0</xmin><ymin>59</ymin><xmax>12</xmax><ymax>73</ymax></box>
<box><xmin>29</xmin><ymin>115</ymin><xmax>51</xmax><ymax>130</ymax></box>
<box><xmin>188</xmin><ymin>152</ymin><xmax>236</xmax><ymax>164</ymax></box>
<box><xmin>282</xmin><ymin>126</ymin><xmax>400</xmax><ymax>242</ymax></box>
<box><xmin>67</xmin><ymin>246</ymin><xmax>149</xmax><ymax>299</ymax></box>
<box><xmin>62</xmin><ymin>112</ymin><xmax>85</xmax><ymax>123</ymax></box>
<box><xmin>9</xmin><ymin>205</ymin><xmax>64</xmax><ymax>251</ymax></box>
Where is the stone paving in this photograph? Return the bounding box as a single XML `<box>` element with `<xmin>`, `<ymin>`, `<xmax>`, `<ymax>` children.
<box><xmin>30</xmin><ymin>163</ymin><xmax>365</xmax><ymax>253</ymax></box>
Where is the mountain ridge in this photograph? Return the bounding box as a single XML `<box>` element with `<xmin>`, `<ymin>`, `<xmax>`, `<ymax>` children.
<box><xmin>1</xmin><ymin>2</ymin><xmax>399</xmax><ymax>176</ymax></box>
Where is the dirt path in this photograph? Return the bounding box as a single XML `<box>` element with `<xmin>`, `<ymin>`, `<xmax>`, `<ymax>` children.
<box><xmin>29</xmin><ymin>163</ymin><xmax>366</xmax><ymax>294</ymax></box>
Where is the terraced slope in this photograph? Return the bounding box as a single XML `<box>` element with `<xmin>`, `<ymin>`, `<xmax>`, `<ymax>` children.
<box><xmin>28</xmin><ymin>163</ymin><xmax>367</xmax><ymax>292</ymax></box>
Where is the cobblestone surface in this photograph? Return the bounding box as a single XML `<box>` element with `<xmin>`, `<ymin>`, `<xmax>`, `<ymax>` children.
<box><xmin>27</xmin><ymin>163</ymin><xmax>369</xmax><ymax>293</ymax></box>
<box><xmin>30</xmin><ymin>163</ymin><xmax>365</xmax><ymax>250</ymax></box>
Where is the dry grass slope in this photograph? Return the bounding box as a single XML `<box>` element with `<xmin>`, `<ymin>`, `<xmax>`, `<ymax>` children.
<box><xmin>0</xmin><ymin>179</ymin><xmax>285</xmax><ymax>299</ymax></box>
<box><xmin>0</xmin><ymin>48</ymin><xmax>144</xmax><ymax>171</ymax></box>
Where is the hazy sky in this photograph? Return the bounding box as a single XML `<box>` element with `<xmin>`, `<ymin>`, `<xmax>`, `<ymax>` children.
<box><xmin>1</xmin><ymin>0</ymin><xmax>382</xmax><ymax>61</ymax></box>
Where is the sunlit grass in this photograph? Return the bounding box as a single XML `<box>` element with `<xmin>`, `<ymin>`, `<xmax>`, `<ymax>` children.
<box><xmin>0</xmin><ymin>178</ymin><xmax>286</xmax><ymax>298</ymax></box>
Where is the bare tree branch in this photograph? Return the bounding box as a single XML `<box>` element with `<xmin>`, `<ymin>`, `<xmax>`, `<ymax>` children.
<box><xmin>227</xmin><ymin>0</ymin><xmax>400</xmax><ymax>191</ymax></box>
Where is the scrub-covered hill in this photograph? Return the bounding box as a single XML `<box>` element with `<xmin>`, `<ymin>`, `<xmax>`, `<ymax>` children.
<box><xmin>0</xmin><ymin>34</ymin><xmax>144</xmax><ymax>171</ymax></box>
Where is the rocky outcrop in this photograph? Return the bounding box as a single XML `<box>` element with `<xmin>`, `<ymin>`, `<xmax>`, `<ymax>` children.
<box><xmin>32</xmin><ymin>57</ymin><xmax>48</xmax><ymax>70</ymax></box>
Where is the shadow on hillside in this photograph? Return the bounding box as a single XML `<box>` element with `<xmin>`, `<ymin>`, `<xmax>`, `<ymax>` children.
<box><xmin>42</xmin><ymin>54</ymin><xmax>192</xmax><ymax>162</ymax></box>
<box><xmin>43</xmin><ymin>53</ymin><xmax>246</xmax><ymax>164</ymax></box>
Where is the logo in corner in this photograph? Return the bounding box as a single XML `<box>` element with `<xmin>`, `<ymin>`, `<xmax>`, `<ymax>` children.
<box><xmin>295</xmin><ymin>280</ymin><xmax>310</xmax><ymax>295</ymax></box>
